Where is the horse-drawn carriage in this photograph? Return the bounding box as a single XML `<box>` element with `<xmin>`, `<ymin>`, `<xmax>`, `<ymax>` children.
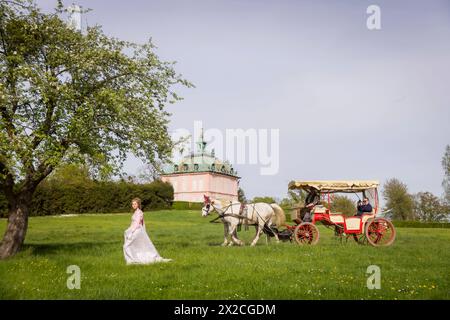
<box><xmin>286</xmin><ymin>180</ymin><xmax>396</xmax><ymax>246</ymax></box>
<box><xmin>201</xmin><ymin>180</ymin><xmax>395</xmax><ymax>247</ymax></box>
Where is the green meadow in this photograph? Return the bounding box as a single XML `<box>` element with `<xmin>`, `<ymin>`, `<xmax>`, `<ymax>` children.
<box><xmin>0</xmin><ymin>210</ymin><xmax>449</xmax><ymax>299</ymax></box>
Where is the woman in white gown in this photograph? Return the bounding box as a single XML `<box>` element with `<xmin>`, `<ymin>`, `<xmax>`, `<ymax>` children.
<box><xmin>123</xmin><ymin>198</ymin><xmax>172</xmax><ymax>264</ymax></box>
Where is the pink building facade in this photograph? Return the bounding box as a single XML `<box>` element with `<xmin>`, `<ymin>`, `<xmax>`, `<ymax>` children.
<box><xmin>161</xmin><ymin>134</ymin><xmax>240</xmax><ymax>203</ymax></box>
<box><xmin>161</xmin><ymin>172</ymin><xmax>239</xmax><ymax>202</ymax></box>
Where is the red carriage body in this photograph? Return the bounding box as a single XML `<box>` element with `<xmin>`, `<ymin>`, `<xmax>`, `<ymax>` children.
<box><xmin>287</xmin><ymin>180</ymin><xmax>396</xmax><ymax>246</ymax></box>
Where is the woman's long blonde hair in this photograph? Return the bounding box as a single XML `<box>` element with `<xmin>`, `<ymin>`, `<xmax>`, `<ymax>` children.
<box><xmin>131</xmin><ymin>197</ymin><xmax>142</xmax><ymax>210</ymax></box>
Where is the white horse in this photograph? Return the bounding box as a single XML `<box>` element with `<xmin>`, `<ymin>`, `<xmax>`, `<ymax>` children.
<box><xmin>201</xmin><ymin>196</ymin><xmax>286</xmax><ymax>246</ymax></box>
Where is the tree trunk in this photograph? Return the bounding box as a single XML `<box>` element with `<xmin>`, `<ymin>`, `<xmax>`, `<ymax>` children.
<box><xmin>0</xmin><ymin>193</ymin><xmax>32</xmax><ymax>259</ymax></box>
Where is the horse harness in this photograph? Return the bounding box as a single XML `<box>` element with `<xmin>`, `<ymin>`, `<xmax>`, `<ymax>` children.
<box><xmin>208</xmin><ymin>202</ymin><xmax>250</xmax><ymax>225</ymax></box>
<box><xmin>208</xmin><ymin>202</ymin><xmax>277</xmax><ymax>236</ymax></box>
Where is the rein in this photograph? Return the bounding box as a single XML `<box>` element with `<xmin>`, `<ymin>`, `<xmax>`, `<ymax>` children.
<box><xmin>208</xmin><ymin>203</ymin><xmax>276</xmax><ymax>237</ymax></box>
<box><xmin>208</xmin><ymin>203</ymin><xmax>249</xmax><ymax>224</ymax></box>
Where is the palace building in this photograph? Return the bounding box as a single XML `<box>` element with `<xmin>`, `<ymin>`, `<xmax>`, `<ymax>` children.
<box><xmin>161</xmin><ymin>133</ymin><xmax>240</xmax><ymax>203</ymax></box>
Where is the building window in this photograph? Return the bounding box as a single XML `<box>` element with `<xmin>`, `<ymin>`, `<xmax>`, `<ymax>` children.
<box><xmin>211</xmin><ymin>164</ymin><xmax>215</xmax><ymax>171</ymax></box>
<box><xmin>174</xmin><ymin>165</ymin><xmax>179</xmax><ymax>172</ymax></box>
<box><xmin>183</xmin><ymin>164</ymin><xmax>188</xmax><ymax>171</ymax></box>
<box><xmin>194</xmin><ymin>164</ymin><xmax>199</xmax><ymax>171</ymax></box>
<box><xmin>221</xmin><ymin>165</ymin><xmax>226</xmax><ymax>173</ymax></box>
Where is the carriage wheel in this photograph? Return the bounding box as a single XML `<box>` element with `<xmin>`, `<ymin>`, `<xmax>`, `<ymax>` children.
<box><xmin>294</xmin><ymin>222</ymin><xmax>319</xmax><ymax>245</ymax></box>
<box><xmin>365</xmin><ymin>218</ymin><xmax>396</xmax><ymax>247</ymax></box>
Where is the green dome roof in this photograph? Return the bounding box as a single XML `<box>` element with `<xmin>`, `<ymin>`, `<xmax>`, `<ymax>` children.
<box><xmin>161</xmin><ymin>132</ymin><xmax>239</xmax><ymax>177</ymax></box>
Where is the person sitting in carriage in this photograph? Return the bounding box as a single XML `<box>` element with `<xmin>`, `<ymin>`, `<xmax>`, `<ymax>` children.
<box><xmin>356</xmin><ymin>197</ymin><xmax>373</xmax><ymax>216</ymax></box>
<box><xmin>295</xmin><ymin>188</ymin><xmax>320</xmax><ymax>223</ymax></box>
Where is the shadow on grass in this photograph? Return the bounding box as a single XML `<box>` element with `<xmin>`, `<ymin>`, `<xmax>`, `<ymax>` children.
<box><xmin>22</xmin><ymin>241</ymin><xmax>118</xmax><ymax>256</ymax></box>
<box><xmin>207</xmin><ymin>242</ymin><xmax>224</xmax><ymax>247</ymax></box>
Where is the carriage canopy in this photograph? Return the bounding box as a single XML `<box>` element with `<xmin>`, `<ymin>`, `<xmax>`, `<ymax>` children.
<box><xmin>288</xmin><ymin>180</ymin><xmax>379</xmax><ymax>193</ymax></box>
<box><xmin>288</xmin><ymin>180</ymin><xmax>380</xmax><ymax>212</ymax></box>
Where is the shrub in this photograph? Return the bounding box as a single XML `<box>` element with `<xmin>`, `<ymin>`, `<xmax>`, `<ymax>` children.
<box><xmin>391</xmin><ymin>220</ymin><xmax>450</xmax><ymax>228</ymax></box>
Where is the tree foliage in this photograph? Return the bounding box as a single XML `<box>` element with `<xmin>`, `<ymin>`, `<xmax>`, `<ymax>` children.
<box><xmin>252</xmin><ymin>196</ymin><xmax>276</xmax><ymax>204</ymax></box>
<box><xmin>0</xmin><ymin>0</ymin><xmax>191</xmax><ymax>185</ymax></box>
<box><xmin>413</xmin><ymin>192</ymin><xmax>449</xmax><ymax>222</ymax></box>
<box><xmin>382</xmin><ymin>178</ymin><xmax>415</xmax><ymax>220</ymax></box>
<box><xmin>329</xmin><ymin>195</ymin><xmax>356</xmax><ymax>216</ymax></box>
<box><xmin>279</xmin><ymin>190</ymin><xmax>306</xmax><ymax>208</ymax></box>
<box><xmin>45</xmin><ymin>162</ymin><xmax>92</xmax><ymax>185</ymax></box>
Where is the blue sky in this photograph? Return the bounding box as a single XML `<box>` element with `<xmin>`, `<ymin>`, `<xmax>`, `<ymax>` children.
<box><xmin>38</xmin><ymin>0</ymin><xmax>450</xmax><ymax>200</ymax></box>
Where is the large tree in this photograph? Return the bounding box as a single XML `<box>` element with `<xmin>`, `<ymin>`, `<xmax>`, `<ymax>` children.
<box><xmin>382</xmin><ymin>178</ymin><xmax>415</xmax><ymax>220</ymax></box>
<box><xmin>0</xmin><ymin>0</ymin><xmax>191</xmax><ymax>258</ymax></box>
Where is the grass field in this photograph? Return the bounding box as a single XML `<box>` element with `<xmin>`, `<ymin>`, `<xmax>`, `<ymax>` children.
<box><xmin>0</xmin><ymin>210</ymin><xmax>449</xmax><ymax>299</ymax></box>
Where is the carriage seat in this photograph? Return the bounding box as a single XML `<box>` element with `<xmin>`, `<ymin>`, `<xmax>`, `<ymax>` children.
<box><xmin>344</xmin><ymin>211</ymin><xmax>377</xmax><ymax>231</ymax></box>
<box><xmin>329</xmin><ymin>209</ymin><xmax>376</xmax><ymax>225</ymax></box>
<box><xmin>360</xmin><ymin>211</ymin><xmax>376</xmax><ymax>224</ymax></box>
<box><xmin>328</xmin><ymin>212</ymin><xmax>345</xmax><ymax>224</ymax></box>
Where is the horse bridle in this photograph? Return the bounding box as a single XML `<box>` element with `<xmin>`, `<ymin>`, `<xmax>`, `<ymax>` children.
<box><xmin>204</xmin><ymin>196</ymin><xmax>242</xmax><ymax>224</ymax></box>
<box><xmin>204</xmin><ymin>203</ymin><xmax>211</xmax><ymax>214</ymax></box>
<box><xmin>204</xmin><ymin>197</ymin><xmax>255</xmax><ymax>227</ymax></box>
<box><xmin>203</xmin><ymin>198</ymin><xmax>228</xmax><ymax>217</ymax></box>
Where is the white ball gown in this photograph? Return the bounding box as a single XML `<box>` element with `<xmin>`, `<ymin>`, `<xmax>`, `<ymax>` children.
<box><xmin>123</xmin><ymin>209</ymin><xmax>172</xmax><ymax>264</ymax></box>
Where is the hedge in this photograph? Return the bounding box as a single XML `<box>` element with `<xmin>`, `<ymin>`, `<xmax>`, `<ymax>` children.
<box><xmin>391</xmin><ymin>220</ymin><xmax>450</xmax><ymax>228</ymax></box>
<box><xmin>0</xmin><ymin>180</ymin><xmax>174</xmax><ymax>217</ymax></box>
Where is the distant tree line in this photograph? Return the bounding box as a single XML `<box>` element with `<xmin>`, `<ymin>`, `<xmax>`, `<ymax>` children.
<box><xmin>381</xmin><ymin>145</ymin><xmax>450</xmax><ymax>222</ymax></box>
<box><xmin>6</xmin><ymin>145</ymin><xmax>447</xmax><ymax>221</ymax></box>
<box><xmin>382</xmin><ymin>178</ymin><xmax>448</xmax><ymax>222</ymax></box>
<box><xmin>256</xmin><ymin>145</ymin><xmax>450</xmax><ymax>222</ymax></box>
<box><xmin>266</xmin><ymin>180</ymin><xmax>449</xmax><ymax>222</ymax></box>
